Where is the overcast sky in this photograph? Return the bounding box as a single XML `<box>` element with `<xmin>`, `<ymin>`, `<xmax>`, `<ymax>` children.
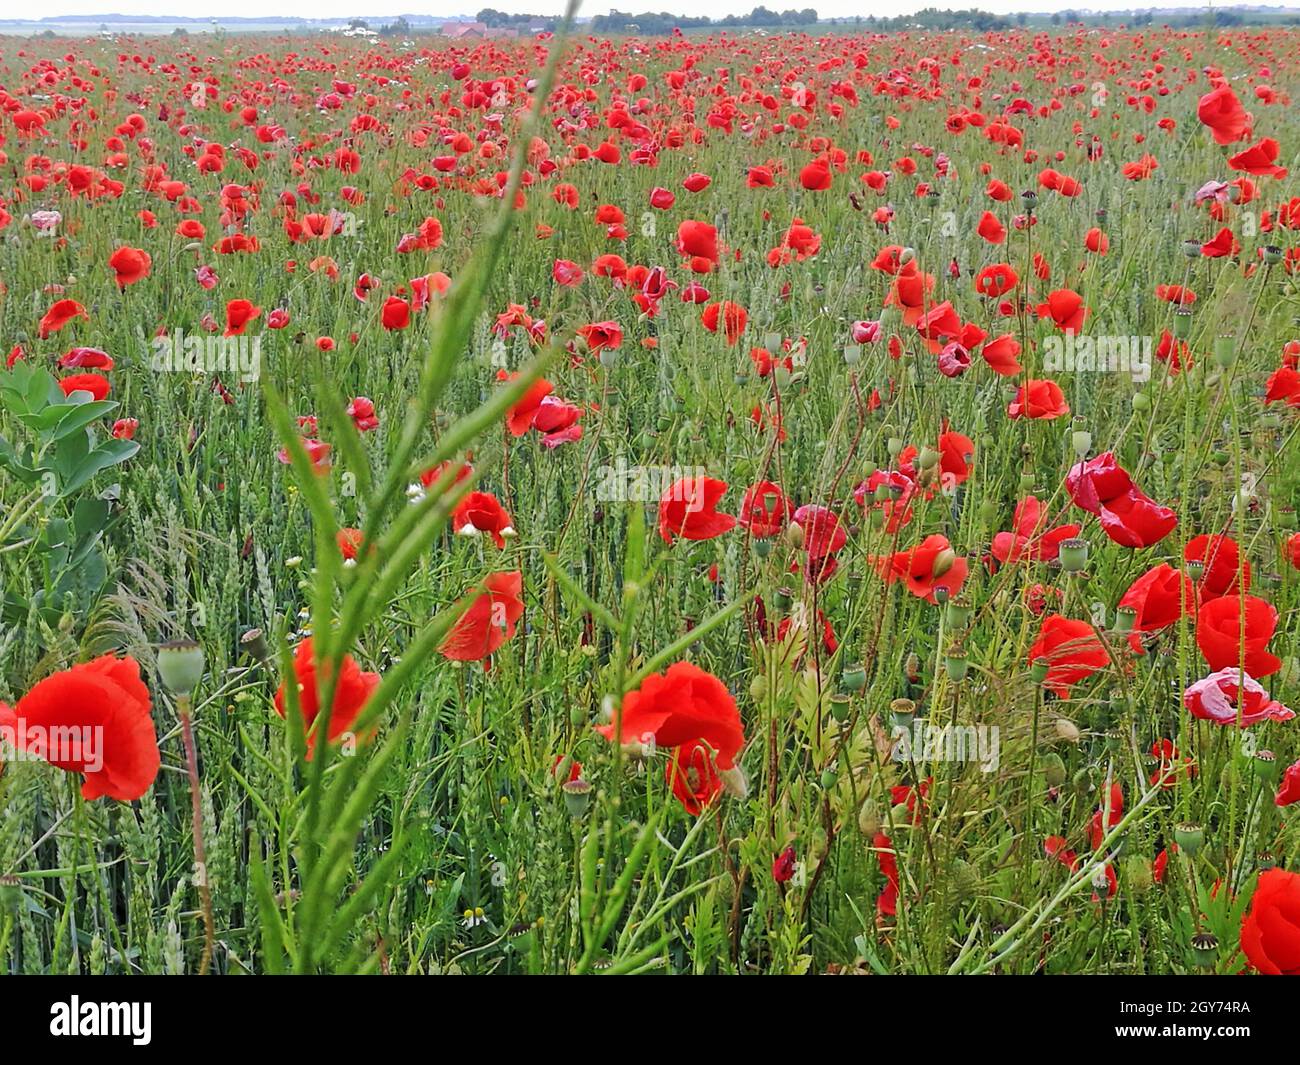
<box><xmin>17</xmin><ymin>0</ymin><xmax>1245</xmax><ymax>22</ymax></box>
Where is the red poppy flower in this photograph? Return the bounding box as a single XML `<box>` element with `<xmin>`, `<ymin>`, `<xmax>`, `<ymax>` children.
<box><xmin>1065</xmin><ymin>452</ymin><xmax>1176</xmax><ymax>548</ymax></box>
<box><xmin>0</xmin><ymin>655</ymin><xmax>159</xmax><ymax>801</ymax></box>
<box><xmin>596</xmin><ymin>661</ymin><xmax>743</xmax><ymax>770</ymax></box>
<box><xmin>1008</xmin><ymin>379</ymin><xmax>1069</xmax><ymax>420</ymax></box>
<box><xmin>1228</xmin><ymin>138</ymin><xmax>1287</xmax><ymax>178</ymax></box>
<box><xmin>438</xmin><ymin>571</ymin><xmax>524</xmax><ymax>663</ymax></box>
<box><xmin>974</xmin><ymin>262</ymin><xmax>1018</xmax><ymax>297</ymax></box>
<box><xmin>738</xmin><ymin>481</ymin><xmax>792</xmax><ymax>538</ymax></box>
<box><xmin>792</xmin><ymin>503</ymin><xmax>846</xmax><ymax>559</ymax></box>
<box><xmin>1036</xmin><ymin>288</ymin><xmax>1088</xmax><ymax>332</ymax></box>
<box><xmin>380</xmin><ymin>295</ymin><xmax>411</xmax><ymax>330</ymax></box>
<box><xmin>872</xmin><ymin>534</ymin><xmax>969</xmax><ymax>604</ymax></box>
<box><xmin>224</xmin><ymin>298</ymin><xmax>261</xmax><ymax>336</ymax></box>
<box><xmin>577</xmin><ymin>320</ymin><xmax>623</xmax><ymax>354</ymax></box>
<box><xmin>976</xmin><ymin>210</ymin><xmax>1006</xmax><ymax>244</ymax></box>
<box><xmin>772</xmin><ymin>845</ymin><xmax>797</xmax><ymax>884</ymax></box>
<box><xmin>1185</xmin><ymin>534</ymin><xmax>1249</xmax><ymax>600</ymax></box>
<box><xmin>666</xmin><ymin>738</ymin><xmax>724</xmax><ymax>816</ymax></box>
<box><xmin>676</xmin><ymin>220</ymin><xmax>719</xmax><ymax>268</ymax></box>
<box><xmin>991</xmin><ymin>496</ymin><xmax>1079</xmax><ymax>563</ymax></box>
<box><xmin>658</xmin><ymin>477</ymin><xmax>736</xmax><ymax>543</ymax></box>
<box><xmin>38</xmin><ymin>298</ymin><xmax>89</xmax><ymax>338</ymax></box>
<box><xmin>1197</xmin><ymin>82</ymin><xmax>1250</xmax><ymax>145</ymax></box>
<box><xmin>59</xmin><ymin>373</ymin><xmax>111</xmax><ymax>400</ymax></box>
<box><xmin>453</xmin><ymin>491</ymin><xmax>514</xmax><ymax>548</ymax></box>
<box><xmin>1118</xmin><ymin>563</ymin><xmax>1196</xmax><ymax>652</ymax></box>
<box><xmin>274</xmin><ymin>637</ymin><xmax>380</xmax><ymax>755</ymax></box>
<box><xmin>1276</xmin><ymin>760</ymin><xmax>1300</xmax><ymax>807</ymax></box>
<box><xmin>1028</xmin><ymin>615</ymin><xmax>1109</xmax><ymax>697</ymax></box>
<box><xmin>108</xmin><ymin>245</ymin><xmax>152</xmax><ymax>288</ymax></box>
<box><xmin>503</xmin><ymin>374</ymin><xmax>553</xmax><ymax>436</ymax></box>
<box><xmin>1195</xmin><ymin>594</ymin><xmax>1282</xmax><ymax>678</ymax></box>
<box><xmin>981</xmin><ymin>334</ymin><xmax>1022</xmax><ymax>376</ymax></box>
<box><xmin>1240</xmin><ymin>869</ymin><xmax>1300</xmax><ymax>975</ymax></box>
<box><xmin>701</xmin><ymin>301</ymin><xmax>748</xmax><ymax>345</ymax></box>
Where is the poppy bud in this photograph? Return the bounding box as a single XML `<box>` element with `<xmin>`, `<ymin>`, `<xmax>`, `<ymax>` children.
<box><xmin>1190</xmin><ymin>931</ymin><xmax>1219</xmax><ymax>969</ymax></box>
<box><xmin>931</xmin><ymin>547</ymin><xmax>957</xmax><ymax>578</ymax></box>
<box><xmin>1131</xmin><ymin>391</ymin><xmax>1151</xmax><ymax>411</ymax></box>
<box><xmin>1212</xmin><ymin>334</ymin><xmax>1236</xmax><ymax>369</ymax></box>
<box><xmin>1054</xmin><ymin>717</ymin><xmax>1081</xmax><ymax>744</ymax></box>
<box><xmin>1173</xmin><ymin>822</ymin><xmax>1205</xmax><ymax>856</ymax></box>
<box><xmin>1071</xmin><ymin>429</ymin><xmax>1092</xmax><ymax>458</ymax></box>
<box><xmin>562</xmin><ymin>778</ymin><xmax>592</xmax><ymax>818</ymax></box>
<box><xmin>977</xmin><ymin>498</ymin><xmax>998</xmax><ymax>524</ymax></box>
<box><xmin>720</xmin><ymin>765</ymin><xmax>749</xmax><ymax>800</ymax></box>
<box><xmin>157</xmin><ymin>639</ymin><xmax>206</xmax><ymax>694</ymax></box>
<box><xmin>1124</xmin><ymin>854</ymin><xmax>1153</xmax><ymax>894</ymax></box>
<box><xmin>1019</xmin><ymin>472</ymin><xmax>1035</xmax><ymax>493</ymax></box>
<box><xmin>887</xmin><ymin>436</ymin><xmax>903</xmax><ymax>458</ymax></box>
<box><xmin>1041</xmin><ymin>751</ymin><xmax>1067</xmax><ymax>787</ymax></box>
<box><xmin>904</xmin><ymin>654</ymin><xmax>922</xmax><ymax>684</ymax></box>
<box><xmin>784</xmin><ymin>521</ymin><xmax>805</xmax><ymax>549</ymax></box>
<box><xmin>843</xmin><ymin>344</ymin><xmax>861</xmax><ymax>366</ymax></box>
<box><xmin>898</xmin><ymin>247</ymin><xmax>915</xmax><ymax>265</ymax></box>
<box><xmin>858</xmin><ymin>798</ymin><xmax>881</xmax><ymax>837</ymax></box>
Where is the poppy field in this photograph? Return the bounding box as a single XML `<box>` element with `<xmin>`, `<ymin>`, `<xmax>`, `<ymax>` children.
<box><xmin>2</xmin><ymin>13</ymin><xmax>1300</xmax><ymax>978</ymax></box>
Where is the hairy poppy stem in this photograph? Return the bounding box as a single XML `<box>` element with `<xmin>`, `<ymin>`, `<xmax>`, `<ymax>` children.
<box><xmin>179</xmin><ymin>693</ymin><xmax>216</xmax><ymax>975</ymax></box>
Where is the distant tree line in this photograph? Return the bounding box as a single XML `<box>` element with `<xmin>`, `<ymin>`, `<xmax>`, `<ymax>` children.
<box><xmin>592</xmin><ymin>7</ymin><xmax>819</xmax><ymax>35</ymax></box>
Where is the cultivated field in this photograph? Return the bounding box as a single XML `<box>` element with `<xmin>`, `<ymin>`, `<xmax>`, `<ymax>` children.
<box><xmin>1</xmin><ymin>18</ymin><xmax>1299</xmax><ymax>976</ymax></box>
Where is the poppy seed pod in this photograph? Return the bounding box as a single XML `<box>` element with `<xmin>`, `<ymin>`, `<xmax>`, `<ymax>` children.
<box><xmin>1190</xmin><ymin>932</ymin><xmax>1219</xmax><ymax>969</ymax></box>
<box><xmin>890</xmin><ymin>697</ymin><xmax>916</xmax><ymax>729</ymax></box>
<box><xmin>946</xmin><ymin>599</ymin><xmax>973</xmax><ymax>629</ymax></box>
<box><xmin>157</xmin><ymin>639</ymin><xmax>205</xmax><ymax>694</ymax></box>
<box><xmin>830</xmin><ymin>694</ymin><xmax>852</xmax><ymax>722</ymax></box>
<box><xmin>1030</xmin><ymin>659</ymin><xmax>1050</xmax><ymax>684</ymax></box>
<box><xmin>1112</xmin><ymin>605</ymin><xmax>1137</xmax><ymax>634</ymax></box>
<box><xmin>1262</xmin><ymin>245</ymin><xmax>1283</xmax><ymax>265</ymax></box>
<box><xmin>1058</xmin><ymin>538</ymin><xmax>1088</xmax><ymax>572</ymax></box>
<box><xmin>1181</xmin><ymin>238</ymin><xmax>1202</xmax><ymax>259</ymax></box>
<box><xmin>1020</xmin><ymin>189</ymin><xmax>1038</xmax><ymax>209</ymax></box>
<box><xmin>917</xmin><ymin>445</ymin><xmax>940</xmax><ymax>471</ymax></box>
<box><xmin>840</xmin><ymin>663</ymin><xmax>867</xmax><ymax>692</ymax></box>
<box><xmin>843</xmin><ymin>343</ymin><xmax>861</xmax><ymax>366</ymax></box>
<box><xmin>562</xmin><ymin>778</ymin><xmax>592</xmax><ymax>818</ymax></box>
<box><xmin>240</xmin><ymin>627</ymin><xmax>269</xmax><ymax>661</ymax></box>
<box><xmin>1172</xmin><ymin>306</ymin><xmax>1194</xmax><ymax>339</ymax></box>
<box><xmin>1173</xmin><ymin>822</ymin><xmax>1205</xmax><ymax>856</ymax></box>
<box><xmin>944</xmin><ymin>650</ymin><xmax>968</xmax><ymax>682</ymax></box>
